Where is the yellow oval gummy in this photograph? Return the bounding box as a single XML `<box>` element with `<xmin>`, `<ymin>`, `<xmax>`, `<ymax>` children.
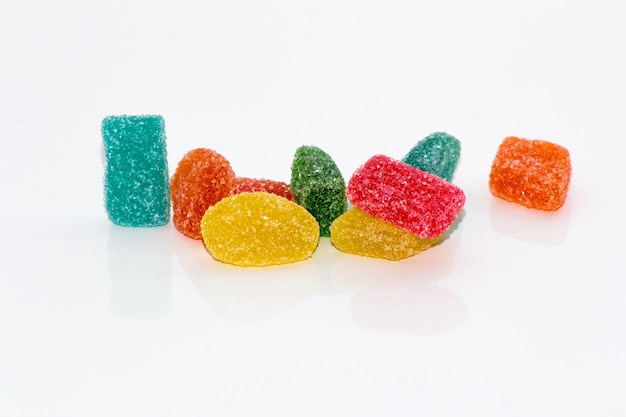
<box><xmin>200</xmin><ymin>192</ymin><xmax>320</xmax><ymax>267</ymax></box>
<box><xmin>330</xmin><ymin>208</ymin><xmax>440</xmax><ymax>260</ymax></box>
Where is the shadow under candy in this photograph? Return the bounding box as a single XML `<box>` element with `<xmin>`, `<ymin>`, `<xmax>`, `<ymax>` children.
<box><xmin>107</xmin><ymin>224</ymin><xmax>172</xmax><ymax>319</ymax></box>
<box><xmin>490</xmin><ymin>197</ymin><xmax>571</xmax><ymax>245</ymax></box>
<box><xmin>329</xmin><ymin>220</ymin><xmax>467</xmax><ymax>336</ymax></box>
<box><xmin>173</xmin><ymin>231</ymin><xmax>320</xmax><ymax>322</ymax></box>
<box><xmin>350</xmin><ymin>281</ymin><xmax>467</xmax><ymax>336</ymax></box>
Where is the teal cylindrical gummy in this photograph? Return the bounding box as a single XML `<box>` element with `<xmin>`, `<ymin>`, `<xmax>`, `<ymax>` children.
<box><xmin>102</xmin><ymin>115</ymin><xmax>170</xmax><ymax>226</ymax></box>
<box><xmin>402</xmin><ymin>132</ymin><xmax>461</xmax><ymax>182</ymax></box>
<box><xmin>290</xmin><ymin>145</ymin><xmax>347</xmax><ymax>237</ymax></box>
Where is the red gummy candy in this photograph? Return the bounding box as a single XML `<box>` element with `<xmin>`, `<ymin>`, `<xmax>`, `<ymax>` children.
<box><xmin>346</xmin><ymin>154</ymin><xmax>465</xmax><ymax>239</ymax></box>
<box><xmin>171</xmin><ymin>148</ymin><xmax>235</xmax><ymax>239</ymax></box>
<box><xmin>232</xmin><ymin>177</ymin><xmax>294</xmax><ymax>201</ymax></box>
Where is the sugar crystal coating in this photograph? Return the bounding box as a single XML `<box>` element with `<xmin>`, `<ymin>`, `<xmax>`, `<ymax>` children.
<box><xmin>489</xmin><ymin>137</ymin><xmax>571</xmax><ymax>211</ymax></box>
<box><xmin>201</xmin><ymin>192</ymin><xmax>320</xmax><ymax>267</ymax></box>
<box><xmin>330</xmin><ymin>208</ymin><xmax>440</xmax><ymax>260</ymax></box>
<box><xmin>290</xmin><ymin>145</ymin><xmax>347</xmax><ymax>237</ymax></box>
<box><xmin>233</xmin><ymin>177</ymin><xmax>294</xmax><ymax>201</ymax></box>
<box><xmin>346</xmin><ymin>154</ymin><xmax>465</xmax><ymax>239</ymax></box>
<box><xmin>402</xmin><ymin>131</ymin><xmax>461</xmax><ymax>182</ymax></box>
<box><xmin>171</xmin><ymin>148</ymin><xmax>235</xmax><ymax>239</ymax></box>
<box><xmin>102</xmin><ymin>115</ymin><xmax>170</xmax><ymax>227</ymax></box>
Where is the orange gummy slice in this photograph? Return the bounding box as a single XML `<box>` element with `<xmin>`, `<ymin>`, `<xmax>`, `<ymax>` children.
<box><xmin>171</xmin><ymin>148</ymin><xmax>235</xmax><ymax>239</ymax></box>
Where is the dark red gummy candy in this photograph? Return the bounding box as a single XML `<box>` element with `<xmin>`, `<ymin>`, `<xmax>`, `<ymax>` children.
<box><xmin>346</xmin><ymin>154</ymin><xmax>465</xmax><ymax>239</ymax></box>
<box><xmin>232</xmin><ymin>177</ymin><xmax>294</xmax><ymax>201</ymax></box>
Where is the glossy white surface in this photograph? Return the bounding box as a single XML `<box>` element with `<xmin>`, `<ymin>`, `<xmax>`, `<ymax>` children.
<box><xmin>1</xmin><ymin>1</ymin><xmax>625</xmax><ymax>416</ymax></box>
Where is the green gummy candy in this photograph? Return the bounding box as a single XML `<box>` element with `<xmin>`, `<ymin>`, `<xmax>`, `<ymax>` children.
<box><xmin>102</xmin><ymin>115</ymin><xmax>170</xmax><ymax>227</ymax></box>
<box><xmin>290</xmin><ymin>145</ymin><xmax>347</xmax><ymax>237</ymax></box>
<box><xmin>402</xmin><ymin>132</ymin><xmax>461</xmax><ymax>182</ymax></box>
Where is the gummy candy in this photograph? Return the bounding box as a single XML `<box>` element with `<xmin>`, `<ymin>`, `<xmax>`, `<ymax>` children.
<box><xmin>200</xmin><ymin>192</ymin><xmax>320</xmax><ymax>267</ymax></box>
<box><xmin>402</xmin><ymin>131</ymin><xmax>461</xmax><ymax>182</ymax></box>
<box><xmin>233</xmin><ymin>177</ymin><xmax>294</xmax><ymax>201</ymax></box>
<box><xmin>346</xmin><ymin>154</ymin><xmax>465</xmax><ymax>239</ymax></box>
<box><xmin>101</xmin><ymin>115</ymin><xmax>170</xmax><ymax>227</ymax></box>
<box><xmin>170</xmin><ymin>148</ymin><xmax>235</xmax><ymax>239</ymax></box>
<box><xmin>330</xmin><ymin>208</ymin><xmax>440</xmax><ymax>260</ymax></box>
<box><xmin>489</xmin><ymin>137</ymin><xmax>571</xmax><ymax>211</ymax></box>
<box><xmin>290</xmin><ymin>145</ymin><xmax>347</xmax><ymax>237</ymax></box>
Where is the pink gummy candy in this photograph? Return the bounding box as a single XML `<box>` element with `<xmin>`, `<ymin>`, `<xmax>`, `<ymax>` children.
<box><xmin>346</xmin><ymin>154</ymin><xmax>465</xmax><ymax>239</ymax></box>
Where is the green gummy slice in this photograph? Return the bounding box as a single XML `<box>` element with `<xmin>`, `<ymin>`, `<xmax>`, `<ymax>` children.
<box><xmin>290</xmin><ymin>145</ymin><xmax>347</xmax><ymax>237</ymax></box>
<box><xmin>102</xmin><ymin>115</ymin><xmax>170</xmax><ymax>227</ymax></box>
<box><xmin>402</xmin><ymin>132</ymin><xmax>461</xmax><ymax>182</ymax></box>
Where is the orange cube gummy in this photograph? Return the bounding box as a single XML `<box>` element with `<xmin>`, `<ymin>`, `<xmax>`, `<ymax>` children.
<box><xmin>489</xmin><ymin>137</ymin><xmax>572</xmax><ymax>211</ymax></box>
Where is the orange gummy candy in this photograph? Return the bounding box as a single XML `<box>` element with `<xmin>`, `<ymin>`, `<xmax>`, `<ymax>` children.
<box><xmin>171</xmin><ymin>148</ymin><xmax>235</xmax><ymax>239</ymax></box>
<box><xmin>232</xmin><ymin>177</ymin><xmax>294</xmax><ymax>201</ymax></box>
<box><xmin>489</xmin><ymin>137</ymin><xmax>572</xmax><ymax>211</ymax></box>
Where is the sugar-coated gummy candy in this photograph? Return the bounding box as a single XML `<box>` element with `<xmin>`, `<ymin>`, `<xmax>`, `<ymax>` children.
<box><xmin>101</xmin><ymin>115</ymin><xmax>170</xmax><ymax>227</ymax></box>
<box><xmin>330</xmin><ymin>208</ymin><xmax>440</xmax><ymax>260</ymax></box>
<box><xmin>233</xmin><ymin>177</ymin><xmax>294</xmax><ymax>201</ymax></box>
<box><xmin>290</xmin><ymin>145</ymin><xmax>347</xmax><ymax>237</ymax></box>
<box><xmin>402</xmin><ymin>131</ymin><xmax>461</xmax><ymax>182</ymax></box>
<box><xmin>489</xmin><ymin>137</ymin><xmax>572</xmax><ymax>211</ymax></box>
<box><xmin>171</xmin><ymin>148</ymin><xmax>235</xmax><ymax>240</ymax></box>
<box><xmin>200</xmin><ymin>192</ymin><xmax>320</xmax><ymax>267</ymax></box>
<box><xmin>346</xmin><ymin>154</ymin><xmax>465</xmax><ymax>239</ymax></box>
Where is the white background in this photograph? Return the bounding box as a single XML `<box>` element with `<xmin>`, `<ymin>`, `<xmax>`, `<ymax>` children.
<box><xmin>1</xmin><ymin>0</ymin><xmax>625</xmax><ymax>416</ymax></box>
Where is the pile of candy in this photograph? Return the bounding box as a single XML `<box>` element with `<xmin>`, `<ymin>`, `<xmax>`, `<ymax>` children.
<box><xmin>102</xmin><ymin>115</ymin><xmax>572</xmax><ymax>267</ymax></box>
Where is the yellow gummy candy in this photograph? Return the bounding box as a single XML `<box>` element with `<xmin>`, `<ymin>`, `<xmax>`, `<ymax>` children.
<box><xmin>200</xmin><ymin>192</ymin><xmax>320</xmax><ymax>267</ymax></box>
<box><xmin>330</xmin><ymin>208</ymin><xmax>440</xmax><ymax>260</ymax></box>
